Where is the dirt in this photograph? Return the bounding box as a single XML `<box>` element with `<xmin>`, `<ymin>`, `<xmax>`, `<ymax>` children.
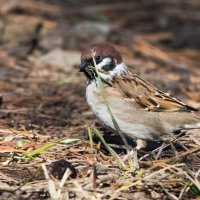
<box><xmin>0</xmin><ymin>0</ymin><xmax>200</xmax><ymax>199</ymax></box>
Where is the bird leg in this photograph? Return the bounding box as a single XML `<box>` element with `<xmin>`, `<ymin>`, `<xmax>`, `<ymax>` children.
<box><xmin>136</xmin><ymin>139</ymin><xmax>147</xmax><ymax>150</ymax></box>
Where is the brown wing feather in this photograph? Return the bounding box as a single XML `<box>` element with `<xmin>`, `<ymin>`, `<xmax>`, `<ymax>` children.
<box><xmin>113</xmin><ymin>70</ymin><xmax>198</xmax><ymax>112</ymax></box>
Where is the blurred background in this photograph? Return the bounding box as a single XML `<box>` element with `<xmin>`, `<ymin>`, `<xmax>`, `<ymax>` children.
<box><xmin>0</xmin><ymin>0</ymin><xmax>200</xmax><ymax>135</ymax></box>
<box><xmin>0</xmin><ymin>0</ymin><xmax>200</xmax><ymax>141</ymax></box>
<box><xmin>0</xmin><ymin>1</ymin><xmax>200</xmax><ymax>199</ymax></box>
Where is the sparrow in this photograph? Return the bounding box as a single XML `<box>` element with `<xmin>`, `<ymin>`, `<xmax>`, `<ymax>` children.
<box><xmin>80</xmin><ymin>43</ymin><xmax>200</xmax><ymax>144</ymax></box>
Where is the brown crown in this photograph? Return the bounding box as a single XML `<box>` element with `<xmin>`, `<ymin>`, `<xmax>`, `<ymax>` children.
<box><xmin>81</xmin><ymin>43</ymin><xmax>122</xmax><ymax>64</ymax></box>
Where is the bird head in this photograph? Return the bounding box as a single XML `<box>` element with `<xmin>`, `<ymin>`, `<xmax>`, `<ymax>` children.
<box><xmin>80</xmin><ymin>43</ymin><xmax>127</xmax><ymax>84</ymax></box>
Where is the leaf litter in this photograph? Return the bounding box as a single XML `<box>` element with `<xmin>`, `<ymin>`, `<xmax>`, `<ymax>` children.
<box><xmin>0</xmin><ymin>0</ymin><xmax>200</xmax><ymax>199</ymax></box>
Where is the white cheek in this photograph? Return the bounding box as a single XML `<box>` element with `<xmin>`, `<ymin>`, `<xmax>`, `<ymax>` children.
<box><xmin>109</xmin><ymin>63</ymin><xmax>128</xmax><ymax>77</ymax></box>
<box><xmin>96</xmin><ymin>59</ymin><xmax>128</xmax><ymax>81</ymax></box>
<box><xmin>97</xmin><ymin>58</ymin><xmax>112</xmax><ymax>70</ymax></box>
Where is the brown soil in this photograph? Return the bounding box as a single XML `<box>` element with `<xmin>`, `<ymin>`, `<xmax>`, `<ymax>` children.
<box><xmin>0</xmin><ymin>0</ymin><xmax>199</xmax><ymax>199</ymax></box>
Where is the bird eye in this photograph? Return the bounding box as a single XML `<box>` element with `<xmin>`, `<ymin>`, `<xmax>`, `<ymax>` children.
<box><xmin>95</xmin><ymin>56</ymin><xmax>102</xmax><ymax>64</ymax></box>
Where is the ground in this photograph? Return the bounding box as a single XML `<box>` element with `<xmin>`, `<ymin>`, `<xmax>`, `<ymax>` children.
<box><xmin>0</xmin><ymin>0</ymin><xmax>200</xmax><ymax>199</ymax></box>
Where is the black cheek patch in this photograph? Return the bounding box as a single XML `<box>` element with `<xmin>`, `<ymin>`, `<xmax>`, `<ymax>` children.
<box><xmin>101</xmin><ymin>59</ymin><xmax>116</xmax><ymax>71</ymax></box>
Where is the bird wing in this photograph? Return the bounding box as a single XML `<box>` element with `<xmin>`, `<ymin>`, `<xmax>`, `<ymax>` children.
<box><xmin>113</xmin><ymin>70</ymin><xmax>198</xmax><ymax>112</ymax></box>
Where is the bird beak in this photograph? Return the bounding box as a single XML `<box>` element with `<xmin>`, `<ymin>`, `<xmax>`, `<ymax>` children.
<box><xmin>79</xmin><ymin>60</ymin><xmax>88</xmax><ymax>72</ymax></box>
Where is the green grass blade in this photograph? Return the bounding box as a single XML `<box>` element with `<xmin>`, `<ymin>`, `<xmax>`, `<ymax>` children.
<box><xmin>88</xmin><ymin>127</ymin><xmax>94</xmax><ymax>150</ymax></box>
<box><xmin>90</xmin><ymin>50</ymin><xmax>134</xmax><ymax>168</ymax></box>
<box><xmin>59</xmin><ymin>138</ymin><xmax>80</xmax><ymax>144</ymax></box>
<box><xmin>25</xmin><ymin>138</ymin><xmax>80</xmax><ymax>158</ymax></box>
<box><xmin>93</xmin><ymin>127</ymin><xmax>126</xmax><ymax>168</ymax></box>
